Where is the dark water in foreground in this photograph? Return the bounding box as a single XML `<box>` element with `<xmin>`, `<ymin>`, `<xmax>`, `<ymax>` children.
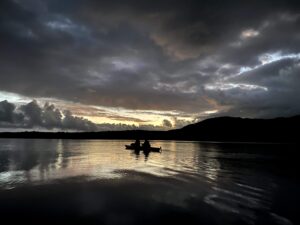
<box><xmin>0</xmin><ymin>139</ymin><xmax>299</xmax><ymax>225</ymax></box>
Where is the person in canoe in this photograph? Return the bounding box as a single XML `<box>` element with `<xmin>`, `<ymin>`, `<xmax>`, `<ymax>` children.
<box><xmin>131</xmin><ymin>139</ymin><xmax>140</xmax><ymax>148</ymax></box>
<box><xmin>142</xmin><ymin>139</ymin><xmax>151</xmax><ymax>149</ymax></box>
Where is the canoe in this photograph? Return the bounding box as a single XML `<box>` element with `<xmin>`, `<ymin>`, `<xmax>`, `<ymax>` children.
<box><xmin>125</xmin><ymin>145</ymin><xmax>162</xmax><ymax>152</ymax></box>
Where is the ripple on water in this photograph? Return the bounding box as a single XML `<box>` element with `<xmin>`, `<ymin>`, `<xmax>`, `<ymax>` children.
<box><xmin>204</xmin><ymin>181</ymin><xmax>293</xmax><ymax>225</ymax></box>
<box><xmin>0</xmin><ymin>139</ymin><xmax>298</xmax><ymax>225</ymax></box>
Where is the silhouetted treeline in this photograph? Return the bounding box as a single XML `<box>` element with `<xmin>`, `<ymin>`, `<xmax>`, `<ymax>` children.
<box><xmin>1</xmin><ymin>116</ymin><xmax>299</xmax><ymax>143</ymax></box>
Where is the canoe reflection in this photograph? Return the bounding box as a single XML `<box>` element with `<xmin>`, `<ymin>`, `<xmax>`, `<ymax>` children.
<box><xmin>128</xmin><ymin>147</ymin><xmax>161</xmax><ymax>161</ymax></box>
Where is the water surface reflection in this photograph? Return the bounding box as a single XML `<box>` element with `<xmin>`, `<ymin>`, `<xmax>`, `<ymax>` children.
<box><xmin>0</xmin><ymin>139</ymin><xmax>298</xmax><ymax>225</ymax></box>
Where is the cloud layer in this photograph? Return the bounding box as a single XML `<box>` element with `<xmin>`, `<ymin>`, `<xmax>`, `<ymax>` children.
<box><xmin>0</xmin><ymin>0</ymin><xmax>300</xmax><ymax>130</ymax></box>
<box><xmin>0</xmin><ymin>100</ymin><xmax>95</xmax><ymax>131</ymax></box>
<box><xmin>0</xmin><ymin>100</ymin><xmax>177</xmax><ymax>131</ymax></box>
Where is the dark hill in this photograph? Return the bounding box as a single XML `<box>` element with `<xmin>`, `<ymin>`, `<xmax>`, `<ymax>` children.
<box><xmin>171</xmin><ymin>116</ymin><xmax>300</xmax><ymax>142</ymax></box>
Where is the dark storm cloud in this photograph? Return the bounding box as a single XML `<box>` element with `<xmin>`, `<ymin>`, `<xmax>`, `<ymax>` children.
<box><xmin>207</xmin><ymin>58</ymin><xmax>300</xmax><ymax>118</ymax></box>
<box><xmin>0</xmin><ymin>100</ymin><xmax>24</xmax><ymax>125</ymax></box>
<box><xmin>219</xmin><ymin>13</ymin><xmax>300</xmax><ymax>67</ymax></box>
<box><xmin>0</xmin><ymin>100</ymin><xmax>98</xmax><ymax>131</ymax></box>
<box><xmin>0</xmin><ymin>0</ymin><xmax>300</xmax><ymax>123</ymax></box>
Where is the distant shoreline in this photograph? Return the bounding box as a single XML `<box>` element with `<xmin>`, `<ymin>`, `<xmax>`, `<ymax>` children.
<box><xmin>1</xmin><ymin>115</ymin><xmax>299</xmax><ymax>143</ymax></box>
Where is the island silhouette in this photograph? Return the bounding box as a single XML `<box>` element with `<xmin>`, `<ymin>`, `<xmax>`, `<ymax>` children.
<box><xmin>0</xmin><ymin>115</ymin><xmax>299</xmax><ymax>143</ymax></box>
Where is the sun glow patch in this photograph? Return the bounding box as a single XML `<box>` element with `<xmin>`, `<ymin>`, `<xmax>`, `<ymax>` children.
<box><xmin>0</xmin><ymin>93</ymin><xmax>196</xmax><ymax>130</ymax></box>
<box><xmin>240</xmin><ymin>29</ymin><xmax>260</xmax><ymax>39</ymax></box>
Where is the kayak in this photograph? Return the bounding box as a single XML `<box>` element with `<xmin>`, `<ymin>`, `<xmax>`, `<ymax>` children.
<box><xmin>125</xmin><ymin>145</ymin><xmax>162</xmax><ymax>152</ymax></box>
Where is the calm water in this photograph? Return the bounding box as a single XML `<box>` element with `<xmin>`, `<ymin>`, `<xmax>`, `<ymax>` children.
<box><xmin>0</xmin><ymin>139</ymin><xmax>298</xmax><ymax>225</ymax></box>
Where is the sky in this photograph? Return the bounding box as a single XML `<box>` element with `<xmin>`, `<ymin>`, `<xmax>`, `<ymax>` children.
<box><xmin>0</xmin><ymin>0</ymin><xmax>300</xmax><ymax>131</ymax></box>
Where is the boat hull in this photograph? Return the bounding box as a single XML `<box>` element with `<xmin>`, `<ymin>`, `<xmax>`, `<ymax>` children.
<box><xmin>125</xmin><ymin>145</ymin><xmax>161</xmax><ymax>152</ymax></box>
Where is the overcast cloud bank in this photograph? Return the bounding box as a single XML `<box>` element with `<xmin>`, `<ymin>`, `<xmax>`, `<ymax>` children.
<box><xmin>0</xmin><ymin>0</ymin><xmax>300</xmax><ymax>130</ymax></box>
